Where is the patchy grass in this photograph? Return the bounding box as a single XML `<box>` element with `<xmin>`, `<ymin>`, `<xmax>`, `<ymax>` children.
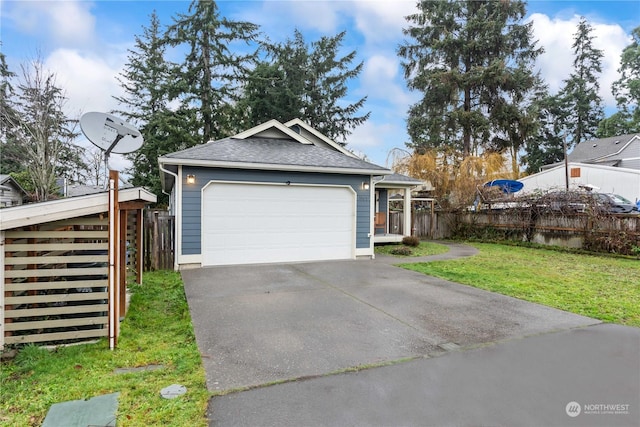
<box><xmin>402</xmin><ymin>242</ymin><xmax>640</xmax><ymax>327</ymax></box>
<box><xmin>0</xmin><ymin>271</ymin><xmax>209</xmax><ymax>427</ymax></box>
<box><xmin>375</xmin><ymin>241</ymin><xmax>450</xmax><ymax>257</ymax></box>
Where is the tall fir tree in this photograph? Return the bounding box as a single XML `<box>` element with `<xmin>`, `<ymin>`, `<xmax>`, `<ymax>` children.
<box><xmin>607</xmin><ymin>25</ymin><xmax>640</xmax><ymax>135</ymax></box>
<box><xmin>239</xmin><ymin>29</ymin><xmax>369</xmax><ymax>143</ymax></box>
<box><xmin>0</xmin><ymin>50</ymin><xmax>21</xmax><ymax>175</ymax></box>
<box><xmin>560</xmin><ymin>17</ymin><xmax>604</xmax><ymax>146</ymax></box>
<box><xmin>398</xmin><ymin>0</ymin><xmax>541</xmax><ymax>159</ymax></box>
<box><xmin>114</xmin><ymin>11</ymin><xmax>196</xmax><ymax>205</ymax></box>
<box><xmin>164</xmin><ymin>0</ymin><xmax>259</xmax><ymax>144</ymax></box>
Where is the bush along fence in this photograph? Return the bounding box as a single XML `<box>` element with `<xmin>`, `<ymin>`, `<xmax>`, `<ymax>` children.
<box><xmin>391</xmin><ymin>208</ymin><xmax>639</xmax><ymax>256</ymax></box>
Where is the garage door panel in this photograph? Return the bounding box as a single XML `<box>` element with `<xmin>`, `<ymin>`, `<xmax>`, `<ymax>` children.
<box><xmin>202</xmin><ymin>183</ymin><xmax>356</xmax><ymax>266</ymax></box>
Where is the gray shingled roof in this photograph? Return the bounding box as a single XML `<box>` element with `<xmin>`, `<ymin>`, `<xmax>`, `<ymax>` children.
<box><xmin>162</xmin><ymin>137</ymin><xmax>389</xmax><ymax>172</ymax></box>
<box><xmin>376</xmin><ymin>173</ymin><xmax>423</xmax><ymax>185</ymax></box>
<box><xmin>568</xmin><ymin>134</ymin><xmax>639</xmax><ymax>163</ymax></box>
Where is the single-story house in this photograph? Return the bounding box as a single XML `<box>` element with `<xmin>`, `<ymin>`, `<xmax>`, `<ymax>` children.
<box><xmin>0</xmin><ymin>174</ymin><xmax>29</xmax><ymax>208</ymax></box>
<box><xmin>542</xmin><ymin>133</ymin><xmax>640</xmax><ymax>171</ymax></box>
<box><xmin>158</xmin><ymin>119</ymin><xmax>421</xmax><ymax>268</ymax></box>
<box><xmin>522</xmin><ymin>134</ymin><xmax>640</xmax><ymax>202</ymax></box>
<box><xmin>519</xmin><ymin>162</ymin><xmax>640</xmax><ymax>203</ymax></box>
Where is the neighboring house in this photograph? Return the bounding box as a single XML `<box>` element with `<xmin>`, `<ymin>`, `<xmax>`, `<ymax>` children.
<box><xmin>565</xmin><ymin>133</ymin><xmax>640</xmax><ymax>170</ymax></box>
<box><xmin>158</xmin><ymin>119</ymin><xmax>420</xmax><ymax>268</ymax></box>
<box><xmin>0</xmin><ymin>175</ymin><xmax>28</xmax><ymax>208</ymax></box>
<box><xmin>522</xmin><ymin>134</ymin><xmax>640</xmax><ymax>202</ymax></box>
<box><xmin>519</xmin><ymin>162</ymin><xmax>640</xmax><ymax>203</ymax></box>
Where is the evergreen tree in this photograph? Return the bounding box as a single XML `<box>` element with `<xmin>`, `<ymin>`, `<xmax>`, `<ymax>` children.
<box><xmin>0</xmin><ymin>50</ymin><xmax>21</xmax><ymax>175</ymax></box>
<box><xmin>114</xmin><ymin>11</ymin><xmax>196</xmax><ymax>205</ymax></box>
<box><xmin>559</xmin><ymin>17</ymin><xmax>604</xmax><ymax>146</ymax></box>
<box><xmin>607</xmin><ymin>25</ymin><xmax>640</xmax><ymax>135</ymax></box>
<box><xmin>236</xmin><ymin>62</ymin><xmax>295</xmax><ymax>128</ymax></box>
<box><xmin>240</xmin><ymin>30</ymin><xmax>369</xmax><ymax>143</ymax></box>
<box><xmin>398</xmin><ymin>0</ymin><xmax>541</xmax><ymax>158</ymax></box>
<box><xmin>164</xmin><ymin>0</ymin><xmax>259</xmax><ymax>143</ymax></box>
<box><xmin>522</xmin><ymin>91</ymin><xmax>567</xmax><ymax>174</ymax></box>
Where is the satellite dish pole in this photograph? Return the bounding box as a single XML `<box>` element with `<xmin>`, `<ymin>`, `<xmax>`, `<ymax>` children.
<box><xmin>79</xmin><ymin>112</ymin><xmax>143</xmax><ymax>350</ymax></box>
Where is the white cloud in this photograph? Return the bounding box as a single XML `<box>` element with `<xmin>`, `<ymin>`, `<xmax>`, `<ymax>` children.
<box><xmin>347</xmin><ymin>119</ymin><xmax>408</xmax><ymax>166</ymax></box>
<box><xmin>529</xmin><ymin>13</ymin><xmax>631</xmax><ymax>108</ymax></box>
<box><xmin>44</xmin><ymin>49</ymin><xmax>125</xmax><ymax>117</ymax></box>
<box><xmin>362</xmin><ymin>54</ymin><xmax>416</xmax><ymax>109</ymax></box>
<box><xmin>350</xmin><ymin>0</ymin><xmax>417</xmax><ymax>44</ymax></box>
<box><xmin>5</xmin><ymin>0</ymin><xmax>97</xmax><ymax>48</ymax></box>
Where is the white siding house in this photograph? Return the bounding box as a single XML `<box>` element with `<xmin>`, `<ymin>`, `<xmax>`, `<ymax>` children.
<box><xmin>522</xmin><ymin>134</ymin><xmax>640</xmax><ymax>203</ymax></box>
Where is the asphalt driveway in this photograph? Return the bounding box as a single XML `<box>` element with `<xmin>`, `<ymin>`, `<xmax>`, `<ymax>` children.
<box><xmin>181</xmin><ymin>244</ymin><xmax>599</xmax><ymax>393</ymax></box>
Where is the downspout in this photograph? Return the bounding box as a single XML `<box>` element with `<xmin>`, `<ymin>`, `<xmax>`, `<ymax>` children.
<box><xmin>159</xmin><ymin>163</ymin><xmax>180</xmax><ymax>271</ymax></box>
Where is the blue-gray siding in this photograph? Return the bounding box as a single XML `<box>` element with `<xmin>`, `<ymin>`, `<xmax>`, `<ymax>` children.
<box><xmin>180</xmin><ymin>167</ymin><xmax>371</xmax><ymax>255</ymax></box>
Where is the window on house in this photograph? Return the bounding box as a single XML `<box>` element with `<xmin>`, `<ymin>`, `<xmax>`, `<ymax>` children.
<box><xmin>570</xmin><ymin>167</ymin><xmax>581</xmax><ymax>178</ymax></box>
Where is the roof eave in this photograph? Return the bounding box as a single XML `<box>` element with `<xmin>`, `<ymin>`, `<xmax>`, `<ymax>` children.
<box><xmin>158</xmin><ymin>157</ymin><xmax>391</xmax><ymax>176</ymax></box>
<box><xmin>0</xmin><ymin>187</ymin><xmax>157</xmax><ymax>231</ymax></box>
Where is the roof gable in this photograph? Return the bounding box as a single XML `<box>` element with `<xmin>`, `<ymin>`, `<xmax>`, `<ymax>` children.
<box><xmin>0</xmin><ymin>174</ymin><xmax>28</xmax><ymax>196</ymax></box>
<box><xmin>284</xmin><ymin>119</ymin><xmax>357</xmax><ymax>157</ymax></box>
<box><xmin>232</xmin><ymin>119</ymin><xmax>313</xmax><ymax>145</ymax></box>
<box><xmin>569</xmin><ymin>134</ymin><xmax>640</xmax><ymax>163</ymax></box>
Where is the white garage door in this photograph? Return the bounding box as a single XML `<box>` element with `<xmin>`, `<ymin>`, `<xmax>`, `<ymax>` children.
<box><xmin>202</xmin><ymin>182</ymin><xmax>356</xmax><ymax>266</ymax></box>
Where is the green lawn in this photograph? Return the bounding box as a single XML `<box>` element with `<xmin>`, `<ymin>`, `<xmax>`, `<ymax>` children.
<box><xmin>375</xmin><ymin>241</ymin><xmax>450</xmax><ymax>257</ymax></box>
<box><xmin>0</xmin><ymin>271</ymin><xmax>209</xmax><ymax>427</ymax></box>
<box><xmin>402</xmin><ymin>242</ymin><xmax>640</xmax><ymax>327</ymax></box>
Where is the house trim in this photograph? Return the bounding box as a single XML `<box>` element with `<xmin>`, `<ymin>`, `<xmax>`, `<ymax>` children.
<box><xmin>233</xmin><ymin>119</ymin><xmax>313</xmax><ymax>145</ymax></box>
<box><xmin>284</xmin><ymin>118</ymin><xmax>357</xmax><ymax>158</ymax></box>
<box><xmin>0</xmin><ymin>187</ymin><xmax>156</xmax><ymax>231</ymax></box>
<box><xmin>159</xmin><ymin>157</ymin><xmax>389</xmax><ymax>176</ymax></box>
<box><xmin>592</xmin><ymin>134</ymin><xmax>640</xmax><ymax>162</ymax></box>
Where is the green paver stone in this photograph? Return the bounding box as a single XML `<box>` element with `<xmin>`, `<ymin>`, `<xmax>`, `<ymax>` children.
<box><xmin>41</xmin><ymin>392</ymin><xmax>120</xmax><ymax>427</ymax></box>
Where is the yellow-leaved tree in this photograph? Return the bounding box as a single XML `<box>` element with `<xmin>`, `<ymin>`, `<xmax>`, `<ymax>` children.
<box><xmin>388</xmin><ymin>148</ymin><xmax>512</xmax><ymax>211</ymax></box>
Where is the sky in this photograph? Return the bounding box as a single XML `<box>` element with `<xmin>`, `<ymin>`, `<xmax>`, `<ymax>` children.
<box><xmin>1</xmin><ymin>0</ymin><xmax>639</xmax><ymax>174</ymax></box>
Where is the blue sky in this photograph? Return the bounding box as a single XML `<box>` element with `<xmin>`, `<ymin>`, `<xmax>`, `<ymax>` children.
<box><xmin>1</xmin><ymin>0</ymin><xmax>638</xmax><ymax>171</ymax></box>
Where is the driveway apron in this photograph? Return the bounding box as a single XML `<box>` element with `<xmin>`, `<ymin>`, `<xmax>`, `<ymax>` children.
<box><xmin>181</xmin><ymin>243</ymin><xmax>599</xmax><ymax>393</ymax></box>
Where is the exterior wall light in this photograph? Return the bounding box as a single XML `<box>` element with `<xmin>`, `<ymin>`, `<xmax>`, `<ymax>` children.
<box><xmin>362</xmin><ymin>182</ymin><xmax>370</xmax><ymax>191</ymax></box>
<box><xmin>186</xmin><ymin>174</ymin><xmax>196</xmax><ymax>184</ymax></box>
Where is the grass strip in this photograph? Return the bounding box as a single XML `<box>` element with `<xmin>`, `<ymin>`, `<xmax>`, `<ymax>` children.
<box><xmin>0</xmin><ymin>271</ymin><xmax>209</xmax><ymax>427</ymax></box>
<box><xmin>402</xmin><ymin>242</ymin><xmax>640</xmax><ymax>327</ymax></box>
<box><xmin>375</xmin><ymin>241</ymin><xmax>450</xmax><ymax>257</ymax></box>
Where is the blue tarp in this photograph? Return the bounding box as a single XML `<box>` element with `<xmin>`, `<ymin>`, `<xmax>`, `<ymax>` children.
<box><xmin>484</xmin><ymin>179</ymin><xmax>524</xmax><ymax>194</ymax></box>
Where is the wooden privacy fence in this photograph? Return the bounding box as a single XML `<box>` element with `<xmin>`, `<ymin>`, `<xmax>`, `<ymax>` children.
<box><xmin>389</xmin><ymin>210</ymin><xmax>452</xmax><ymax>239</ymax></box>
<box><xmin>390</xmin><ymin>209</ymin><xmax>640</xmax><ymax>252</ymax></box>
<box><xmin>144</xmin><ymin>210</ymin><xmax>175</xmax><ymax>271</ymax></box>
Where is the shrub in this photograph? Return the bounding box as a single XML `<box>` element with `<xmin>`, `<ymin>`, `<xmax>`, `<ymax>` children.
<box><xmin>391</xmin><ymin>246</ymin><xmax>413</xmax><ymax>256</ymax></box>
<box><xmin>402</xmin><ymin>236</ymin><xmax>420</xmax><ymax>247</ymax></box>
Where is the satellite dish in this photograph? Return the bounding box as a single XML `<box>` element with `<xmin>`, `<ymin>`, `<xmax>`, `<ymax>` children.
<box><xmin>80</xmin><ymin>112</ymin><xmax>143</xmax><ymax>155</ymax></box>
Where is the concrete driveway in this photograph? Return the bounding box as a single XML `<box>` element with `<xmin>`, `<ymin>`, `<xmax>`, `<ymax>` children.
<box><xmin>181</xmin><ymin>244</ymin><xmax>599</xmax><ymax>393</ymax></box>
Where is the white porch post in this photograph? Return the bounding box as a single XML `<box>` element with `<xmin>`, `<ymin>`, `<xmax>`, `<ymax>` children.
<box><xmin>403</xmin><ymin>187</ymin><xmax>412</xmax><ymax>236</ymax></box>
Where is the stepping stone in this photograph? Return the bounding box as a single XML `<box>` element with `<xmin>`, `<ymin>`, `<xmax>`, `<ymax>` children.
<box><xmin>41</xmin><ymin>392</ymin><xmax>119</xmax><ymax>427</ymax></box>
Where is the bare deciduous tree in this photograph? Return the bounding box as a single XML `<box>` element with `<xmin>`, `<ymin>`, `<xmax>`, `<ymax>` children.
<box><xmin>2</xmin><ymin>56</ymin><xmax>84</xmax><ymax>201</ymax></box>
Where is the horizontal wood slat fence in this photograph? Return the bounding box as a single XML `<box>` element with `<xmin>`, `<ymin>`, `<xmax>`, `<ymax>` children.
<box><xmin>3</xmin><ymin>207</ymin><xmax>145</xmax><ymax>348</ymax></box>
<box><xmin>3</xmin><ymin>215</ymin><xmax>110</xmax><ymax>346</ymax></box>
